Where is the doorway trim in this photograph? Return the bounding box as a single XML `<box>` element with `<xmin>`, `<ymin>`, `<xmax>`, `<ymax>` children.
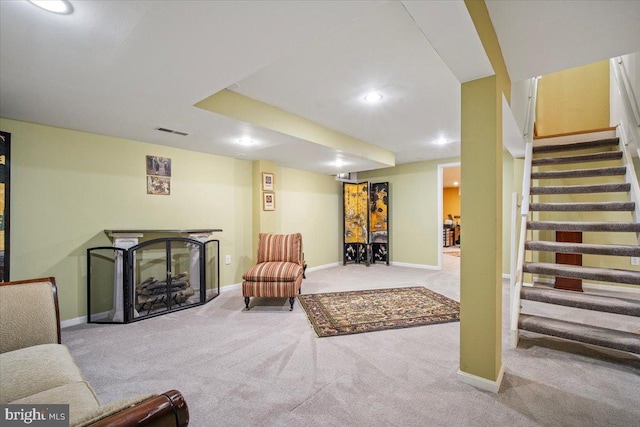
<box><xmin>437</xmin><ymin>161</ymin><xmax>461</xmax><ymax>270</ymax></box>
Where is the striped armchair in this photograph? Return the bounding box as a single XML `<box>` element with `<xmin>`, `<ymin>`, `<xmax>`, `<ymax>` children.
<box><xmin>242</xmin><ymin>233</ymin><xmax>304</xmax><ymax>310</ymax></box>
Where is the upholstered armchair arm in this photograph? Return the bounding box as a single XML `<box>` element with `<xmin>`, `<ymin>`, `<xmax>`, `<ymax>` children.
<box><xmin>0</xmin><ymin>277</ymin><xmax>61</xmax><ymax>354</ymax></box>
<box><xmin>77</xmin><ymin>390</ymin><xmax>189</xmax><ymax>427</ymax></box>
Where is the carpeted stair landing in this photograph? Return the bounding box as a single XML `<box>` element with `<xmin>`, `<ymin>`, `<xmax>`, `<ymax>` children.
<box><xmin>516</xmin><ymin>136</ymin><xmax>640</xmax><ymax>354</ymax></box>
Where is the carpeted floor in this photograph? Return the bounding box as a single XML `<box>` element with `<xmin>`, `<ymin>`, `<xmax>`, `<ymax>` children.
<box><xmin>298</xmin><ymin>287</ymin><xmax>459</xmax><ymax>337</ymax></box>
<box><xmin>62</xmin><ymin>255</ymin><xmax>640</xmax><ymax>426</ymax></box>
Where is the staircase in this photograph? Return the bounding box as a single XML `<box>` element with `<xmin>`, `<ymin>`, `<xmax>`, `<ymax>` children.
<box><xmin>512</xmin><ymin>134</ymin><xmax>640</xmax><ymax>354</ymax></box>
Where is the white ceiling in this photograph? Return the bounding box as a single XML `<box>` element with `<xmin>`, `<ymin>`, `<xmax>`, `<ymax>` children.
<box><xmin>486</xmin><ymin>0</ymin><xmax>640</xmax><ymax>81</ymax></box>
<box><xmin>1</xmin><ymin>1</ymin><xmax>639</xmax><ymax>176</ymax></box>
<box><xmin>230</xmin><ymin>1</ymin><xmax>463</xmax><ymax>165</ymax></box>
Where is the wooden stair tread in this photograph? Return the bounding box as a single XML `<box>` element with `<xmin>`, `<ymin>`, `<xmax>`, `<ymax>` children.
<box><xmin>520</xmin><ymin>286</ymin><xmax>640</xmax><ymax>316</ymax></box>
<box><xmin>532</xmin><ymin>151</ymin><xmax>622</xmax><ymax>166</ymax></box>
<box><xmin>531</xmin><ymin>166</ymin><xmax>626</xmax><ymax>180</ymax></box>
<box><xmin>523</xmin><ymin>262</ymin><xmax>640</xmax><ymax>285</ymax></box>
<box><xmin>532</xmin><ymin>138</ymin><xmax>619</xmax><ymax>154</ymax></box>
<box><xmin>529</xmin><ymin>202</ymin><xmax>635</xmax><ymax>212</ymax></box>
<box><xmin>530</xmin><ymin>183</ymin><xmax>630</xmax><ymax>195</ymax></box>
<box><xmin>518</xmin><ymin>314</ymin><xmax>640</xmax><ymax>354</ymax></box>
<box><xmin>525</xmin><ymin>241</ymin><xmax>640</xmax><ymax>257</ymax></box>
<box><xmin>527</xmin><ymin>221</ymin><xmax>640</xmax><ymax>232</ymax></box>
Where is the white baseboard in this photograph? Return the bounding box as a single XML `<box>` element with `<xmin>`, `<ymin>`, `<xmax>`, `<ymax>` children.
<box><xmin>221</xmin><ymin>282</ymin><xmax>242</xmax><ymax>293</ymax></box>
<box><xmin>61</xmin><ymin>316</ymin><xmax>87</xmax><ymax>329</ymax></box>
<box><xmin>306</xmin><ymin>262</ymin><xmax>340</xmax><ymax>273</ymax></box>
<box><xmin>457</xmin><ymin>365</ymin><xmax>504</xmax><ymax>393</ymax></box>
<box><xmin>391</xmin><ymin>261</ymin><xmax>440</xmax><ymax>270</ymax></box>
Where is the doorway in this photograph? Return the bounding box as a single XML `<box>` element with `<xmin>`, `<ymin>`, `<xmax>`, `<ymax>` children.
<box><xmin>437</xmin><ymin>162</ymin><xmax>461</xmax><ymax>270</ymax></box>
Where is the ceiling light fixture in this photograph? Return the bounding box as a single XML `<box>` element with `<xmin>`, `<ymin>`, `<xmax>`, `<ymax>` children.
<box><xmin>237</xmin><ymin>139</ymin><xmax>255</xmax><ymax>146</ymax></box>
<box><xmin>334</xmin><ymin>159</ymin><xmax>347</xmax><ymax>168</ymax></box>
<box><xmin>28</xmin><ymin>0</ymin><xmax>74</xmax><ymax>14</ymax></box>
<box><xmin>363</xmin><ymin>92</ymin><xmax>383</xmax><ymax>103</ymax></box>
<box><xmin>436</xmin><ymin>137</ymin><xmax>448</xmax><ymax>145</ymax></box>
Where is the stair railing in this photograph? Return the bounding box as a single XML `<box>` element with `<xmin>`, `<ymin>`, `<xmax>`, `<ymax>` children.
<box><xmin>612</xmin><ymin>57</ymin><xmax>640</xmax><ymax>128</ymax></box>
<box><xmin>510</xmin><ymin>76</ymin><xmax>538</xmax><ymax>347</ymax></box>
<box><xmin>611</xmin><ymin>57</ymin><xmax>640</xmax><ymax>238</ymax></box>
<box><xmin>611</xmin><ymin>57</ymin><xmax>640</xmax><ymax>158</ymax></box>
<box><xmin>617</xmin><ymin>124</ymin><xmax>640</xmax><ymax>238</ymax></box>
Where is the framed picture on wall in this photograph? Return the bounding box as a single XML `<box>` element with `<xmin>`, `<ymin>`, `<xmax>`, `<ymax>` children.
<box><xmin>263</xmin><ymin>192</ymin><xmax>275</xmax><ymax>211</ymax></box>
<box><xmin>262</xmin><ymin>172</ymin><xmax>274</xmax><ymax>191</ymax></box>
<box><xmin>146</xmin><ymin>155</ymin><xmax>172</xmax><ymax>177</ymax></box>
<box><xmin>147</xmin><ymin>176</ymin><xmax>171</xmax><ymax>195</ymax></box>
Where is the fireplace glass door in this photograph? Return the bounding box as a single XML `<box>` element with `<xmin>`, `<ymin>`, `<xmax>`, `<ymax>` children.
<box><xmin>88</xmin><ymin>237</ymin><xmax>216</xmax><ymax>323</ymax></box>
<box><xmin>131</xmin><ymin>238</ymin><xmax>204</xmax><ymax>320</ymax></box>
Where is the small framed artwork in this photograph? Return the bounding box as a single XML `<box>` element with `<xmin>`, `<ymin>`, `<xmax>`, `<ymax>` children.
<box><xmin>146</xmin><ymin>155</ymin><xmax>172</xmax><ymax>177</ymax></box>
<box><xmin>263</xmin><ymin>192</ymin><xmax>275</xmax><ymax>211</ymax></box>
<box><xmin>262</xmin><ymin>172</ymin><xmax>274</xmax><ymax>191</ymax></box>
<box><xmin>147</xmin><ymin>176</ymin><xmax>171</xmax><ymax>195</ymax></box>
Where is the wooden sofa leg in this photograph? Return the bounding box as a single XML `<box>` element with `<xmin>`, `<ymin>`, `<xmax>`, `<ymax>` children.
<box><xmin>289</xmin><ymin>297</ymin><xmax>295</xmax><ymax>311</ymax></box>
<box><xmin>244</xmin><ymin>297</ymin><xmax>250</xmax><ymax>310</ymax></box>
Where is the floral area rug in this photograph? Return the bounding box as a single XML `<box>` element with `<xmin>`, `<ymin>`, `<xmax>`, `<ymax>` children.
<box><xmin>297</xmin><ymin>287</ymin><xmax>460</xmax><ymax>337</ymax></box>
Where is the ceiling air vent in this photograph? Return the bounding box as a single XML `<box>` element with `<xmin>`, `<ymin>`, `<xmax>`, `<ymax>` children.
<box><xmin>156</xmin><ymin>127</ymin><xmax>190</xmax><ymax>136</ymax></box>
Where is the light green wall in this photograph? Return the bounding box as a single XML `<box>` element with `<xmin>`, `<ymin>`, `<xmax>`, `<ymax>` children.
<box><xmin>0</xmin><ymin>115</ymin><xmax>522</xmax><ymax>324</ymax></box>
<box><xmin>277</xmin><ymin>168</ymin><xmax>342</xmax><ymax>267</ymax></box>
<box><xmin>462</xmin><ymin>0</ymin><xmax>511</xmax><ymax>386</ymax></box>
<box><xmin>249</xmin><ymin>160</ymin><xmax>342</xmax><ymax>267</ymax></box>
<box><xmin>1</xmin><ymin>118</ymin><xmax>255</xmax><ymax>321</ymax></box>
<box><xmin>359</xmin><ymin>158</ymin><xmax>458</xmax><ymax>267</ymax></box>
<box><xmin>460</xmin><ymin>75</ymin><xmax>503</xmax><ymax>382</ymax></box>
<box><xmin>251</xmin><ymin>160</ymin><xmax>278</xmax><ymax>256</ymax></box>
<box><xmin>359</xmin><ymin>155</ymin><xmax>517</xmax><ymax>273</ymax></box>
<box><xmin>1</xmin><ymin>118</ymin><xmax>346</xmax><ymax>321</ymax></box>
<box><xmin>536</xmin><ymin>61</ymin><xmax>610</xmax><ymax>136</ymax></box>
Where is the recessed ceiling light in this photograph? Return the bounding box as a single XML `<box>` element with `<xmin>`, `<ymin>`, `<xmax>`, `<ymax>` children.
<box><xmin>436</xmin><ymin>137</ymin><xmax>448</xmax><ymax>145</ymax></box>
<box><xmin>334</xmin><ymin>159</ymin><xmax>347</xmax><ymax>167</ymax></box>
<box><xmin>237</xmin><ymin>139</ymin><xmax>255</xmax><ymax>146</ymax></box>
<box><xmin>363</xmin><ymin>92</ymin><xmax>383</xmax><ymax>103</ymax></box>
<box><xmin>28</xmin><ymin>0</ymin><xmax>74</xmax><ymax>14</ymax></box>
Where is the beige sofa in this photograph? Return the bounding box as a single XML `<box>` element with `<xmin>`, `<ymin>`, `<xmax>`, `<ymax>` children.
<box><xmin>0</xmin><ymin>277</ymin><xmax>189</xmax><ymax>426</ymax></box>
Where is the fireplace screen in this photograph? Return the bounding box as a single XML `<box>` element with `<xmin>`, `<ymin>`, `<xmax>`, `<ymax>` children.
<box><xmin>88</xmin><ymin>237</ymin><xmax>219</xmax><ymax>323</ymax></box>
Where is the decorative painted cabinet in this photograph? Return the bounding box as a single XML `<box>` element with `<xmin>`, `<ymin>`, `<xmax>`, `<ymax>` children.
<box><xmin>343</xmin><ymin>182</ymin><xmax>389</xmax><ymax>265</ymax></box>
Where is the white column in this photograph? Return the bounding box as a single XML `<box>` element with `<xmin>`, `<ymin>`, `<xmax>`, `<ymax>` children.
<box><xmin>109</xmin><ymin>233</ymin><xmax>143</xmax><ymax>322</ymax></box>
